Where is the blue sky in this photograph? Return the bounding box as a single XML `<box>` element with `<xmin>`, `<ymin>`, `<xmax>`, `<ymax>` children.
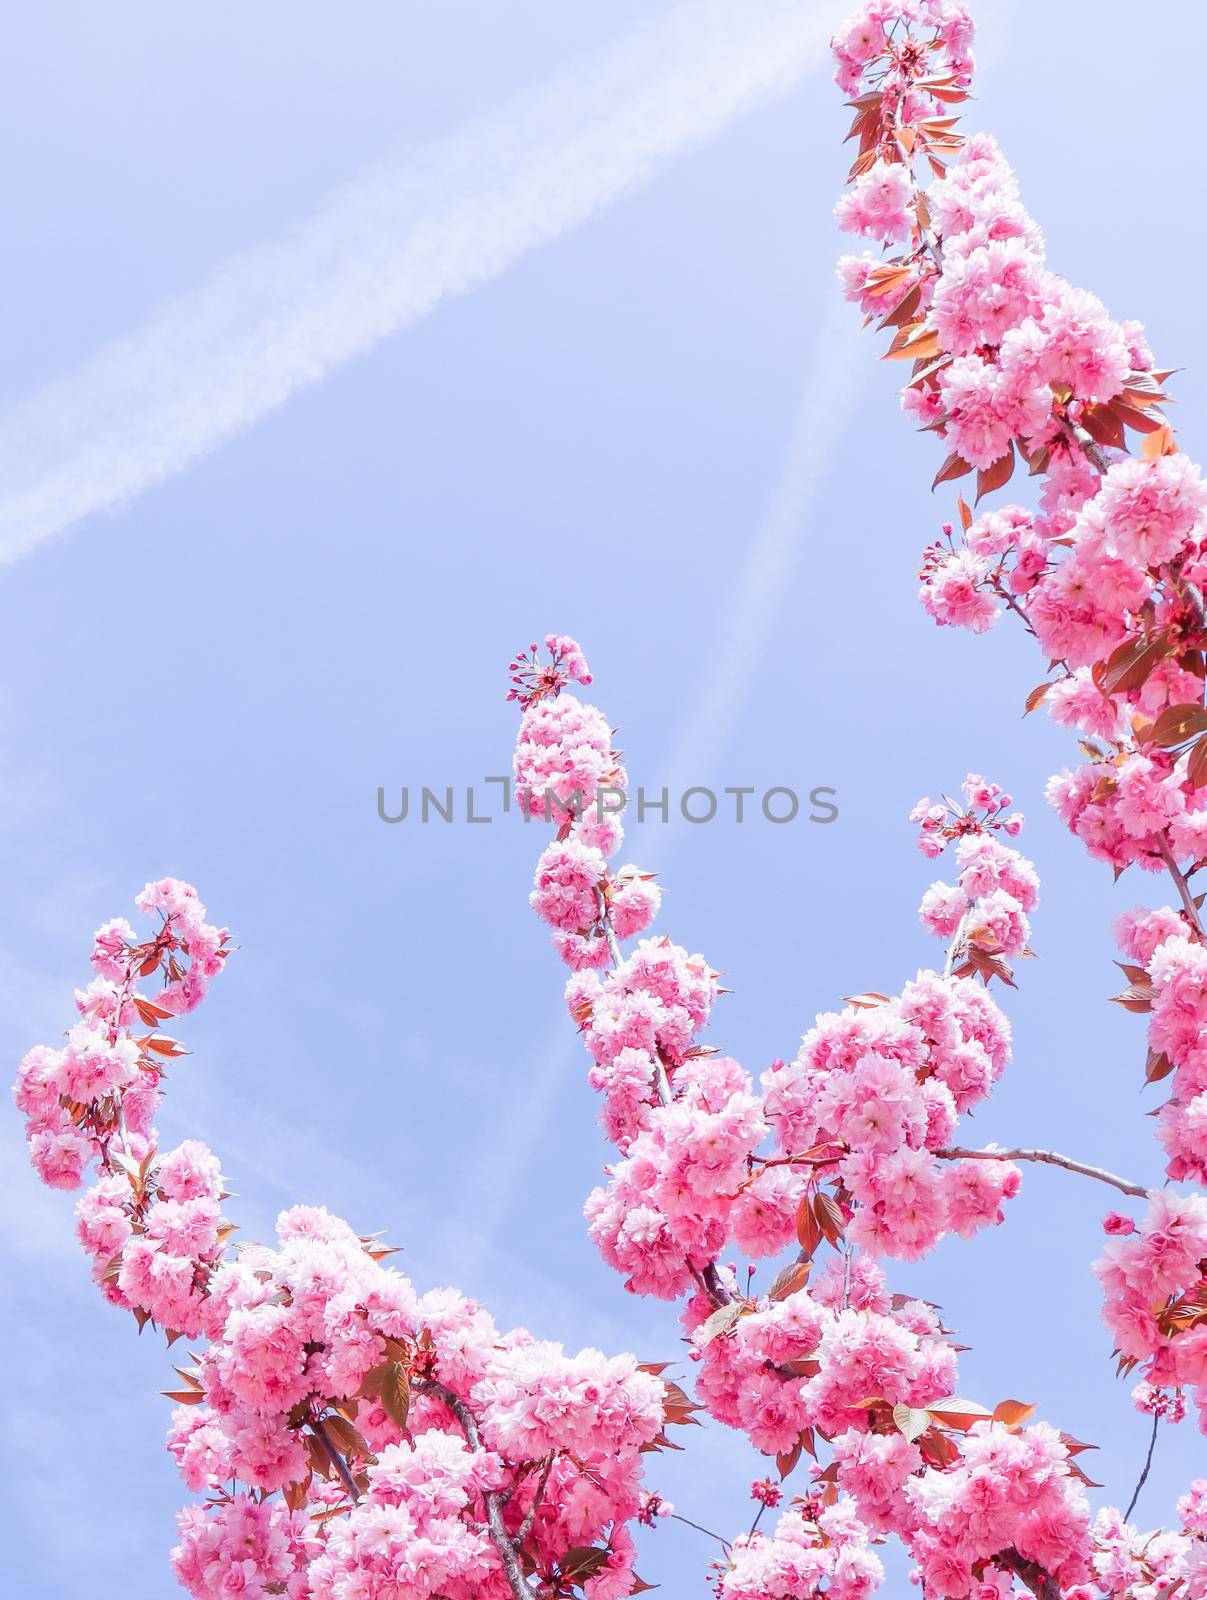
<box><xmin>2</xmin><ymin>0</ymin><xmax>1204</xmax><ymax>1592</ymax></box>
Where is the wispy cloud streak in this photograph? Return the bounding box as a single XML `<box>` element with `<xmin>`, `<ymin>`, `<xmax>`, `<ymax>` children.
<box><xmin>646</xmin><ymin>290</ymin><xmax>862</xmax><ymax>853</ymax></box>
<box><xmin>0</xmin><ymin>0</ymin><xmax>847</xmax><ymax>565</ymax></box>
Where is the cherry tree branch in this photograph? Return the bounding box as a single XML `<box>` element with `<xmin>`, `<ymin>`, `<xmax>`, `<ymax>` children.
<box><xmin>1000</xmin><ymin>1547</ymin><xmax>1064</xmax><ymax>1600</ymax></box>
<box><xmin>936</xmin><ymin>1145</ymin><xmax>1148</xmax><ymax>1199</ymax></box>
<box><xmin>595</xmin><ymin>886</ymin><xmax>623</xmax><ymax>967</ymax></box>
<box><xmin>593</xmin><ymin>884</ymin><xmax>728</xmax><ymax>1309</ymax></box>
<box><xmin>669</xmin><ymin>1510</ymin><xmax>731</xmax><ymax>1551</ymax></box>
<box><xmin>944</xmin><ymin>904</ymin><xmax>975</xmax><ymax>978</ymax></box>
<box><xmin>701</xmin><ymin>1261</ymin><xmax>734</xmax><ymax>1306</ymax></box>
<box><xmin>308</xmin><ymin>1417</ymin><xmax>362</xmax><ymax>1504</ymax></box>
<box><xmin>882</xmin><ymin>37</ymin><xmax>1207</xmax><ymax>970</ymax></box>
<box><xmin>514</xmin><ymin>1454</ymin><xmax>554</xmax><ymax>1548</ymax></box>
<box><xmin>412</xmin><ymin>1378</ymin><xmax>536</xmax><ymax>1600</ymax></box>
<box><xmin>1155</xmin><ymin>834</ymin><xmax>1206</xmax><ymax>939</ymax></box>
<box><xmin>1124</xmin><ymin>1412</ymin><xmax>1160</xmax><ymax>1521</ymax></box>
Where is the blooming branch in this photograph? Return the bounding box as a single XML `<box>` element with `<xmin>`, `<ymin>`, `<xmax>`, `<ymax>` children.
<box><xmin>12</xmin><ymin>878</ymin><xmax>684</xmax><ymax>1600</ymax></box>
<box><xmin>935</xmin><ymin>1147</ymin><xmax>1149</xmax><ymax>1201</ymax></box>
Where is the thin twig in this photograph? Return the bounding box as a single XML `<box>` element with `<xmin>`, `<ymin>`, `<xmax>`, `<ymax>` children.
<box><xmin>595</xmin><ymin>886</ymin><xmax>623</xmax><ymax>967</ymax></box>
<box><xmin>937</xmin><ymin>1145</ymin><xmax>1148</xmax><ymax>1199</ymax></box>
<box><xmin>654</xmin><ymin>1058</ymin><xmax>674</xmax><ymax>1106</ymax></box>
<box><xmin>1125</xmin><ymin>1412</ymin><xmax>1160</xmax><ymax>1521</ymax></box>
<box><xmin>841</xmin><ymin>1241</ymin><xmax>854</xmax><ymax>1311</ymax></box>
<box><xmin>1071</xmin><ymin>424</ymin><xmax>1112</xmax><ymax>477</ymax></box>
<box><xmin>669</xmin><ymin>1511</ymin><xmax>731</xmax><ymax>1552</ymax></box>
<box><xmin>515</xmin><ymin>1454</ymin><xmax>554</xmax><ymax>1548</ymax></box>
<box><xmin>1155</xmin><ymin>834</ymin><xmax>1206</xmax><ymax>940</ymax></box>
<box><xmin>944</xmin><ymin>906</ymin><xmax>974</xmax><ymax>979</ymax></box>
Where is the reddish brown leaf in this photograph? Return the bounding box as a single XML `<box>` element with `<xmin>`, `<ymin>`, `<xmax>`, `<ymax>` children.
<box><xmin>1023</xmin><ymin>682</ymin><xmax>1051</xmax><ymax>715</ymax></box>
<box><xmin>927</xmin><ymin>1396</ymin><xmax>993</xmax><ymax>1430</ymax></box>
<box><xmin>886</xmin><ymin>326</ymin><xmax>942</xmax><ymax>363</ymax></box>
<box><xmin>879</xmin><ymin>282</ymin><xmax>923</xmax><ymax>331</ymax></box>
<box><xmin>796</xmin><ymin>1193</ymin><xmax>822</xmax><ymax>1259</ymax></box>
<box><xmin>133</xmin><ymin>996</ymin><xmax>173</xmax><ymax>1024</ymax></box>
<box><xmin>1141</xmin><ymin>424</ymin><xmax>1179</xmax><ymax>460</ymax></box>
<box><xmin>814</xmin><ymin>1191</ymin><xmax>846</xmax><ymax>1246</ymax></box>
<box><xmin>932</xmin><ymin>451</ymin><xmax>973</xmax><ymax>489</ymax></box>
<box><xmin>661</xmin><ymin>1379</ymin><xmax>701</xmax><ymax>1425</ymax></box>
<box><xmin>1113</xmin><ymin>401</ymin><xmax>1167</xmax><ymax>435</ymax></box>
<box><xmin>1081</xmin><ymin>404</ymin><xmax>1127</xmax><ymax>450</ymax></box>
<box><xmin>1110</xmin><ymin>982</ymin><xmax>1157</xmax><ymax>1014</ymax></box>
<box><xmin>380</xmin><ymin>1362</ymin><xmax>411</xmax><ymax>1432</ymax></box>
<box><xmin>145</xmin><ymin>1035</ymin><xmax>185</xmax><ymax>1057</ymax></box>
<box><xmin>993</xmin><ymin>1399</ymin><xmax>1037</xmax><ymax>1429</ymax></box>
<box><xmin>1147</xmin><ymin>703</ymin><xmax>1207</xmax><ymax>749</ymax></box>
<box><xmin>1058</xmin><ymin>1431</ymin><xmax>1098</xmax><ymax>1456</ymax></box>
<box><xmin>561</xmin><ymin>1547</ymin><xmax>610</xmax><ymax>1583</ymax></box>
<box><xmin>323</xmin><ymin>1414</ymin><xmax>371</xmax><ymax>1461</ymax></box>
<box><xmin>768</xmin><ymin>1262</ymin><xmax>811</xmax><ymax>1302</ymax></box>
<box><xmin>1146</xmin><ymin>1049</ymin><xmax>1175</xmax><ymax>1084</ymax></box>
<box><xmin>976</xmin><ymin>443</ymin><xmax>1015</xmax><ymax>502</ymax></box>
<box><xmin>1099</xmin><ymin>632</ymin><xmax>1172</xmax><ymax>697</ymax></box>
<box><xmin>283</xmin><ymin>1475</ymin><xmax>312</xmax><ymax>1513</ymax></box>
<box><xmin>1189</xmin><ymin>734</ymin><xmax>1207</xmax><ymax>789</ymax></box>
<box><xmin>865</xmin><ymin>264</ymin><xmax>915</xmax><ymax>299</ymax></box>
<box><xmin>918</xmin><ymin>1427</ymin><xmax>960</xmax><ymax>1469</ymax></box>
<box><xmin>1116</xmin><ymin>962</ymin><xmax>1150</xmax><ymax>985</ymax></box>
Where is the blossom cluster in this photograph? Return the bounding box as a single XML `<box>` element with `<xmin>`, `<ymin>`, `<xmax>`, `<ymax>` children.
<box><xmin>913</xmin><ymin>775</ymin><xmax>1036</xmax><ymax>978</ymax></box>
<box><xmin>512</xmin><ymin>636</ymin><xmax>1120</xmax><ymax>1600</ymax></box>
<box><xmin>1090</xmin><ymin>1492</ymin><xmax>1207</xmax><ymax>1600</ymax></box>
<box><xmin>14</xmin><ymin>882</ymin><xmax>677</xmax><ymax>1600</ymax></box>
<box><xmin>514</xmin><ymin>643</ymin><xmax>1029</xmax><ymax>1289</ymax></box>
<box><xmin>832</xmin><ymin>0</ymin><xmax>1207</xmax><ymax>908</ymax></box>
<box><xmin>1093</xmin><ymin>1188</ymin><xmax>1207</xmax><ymax>1435</ymax></box>
<box><xmin>907</xmin><ymin>1421</ymin><xmax>1092</xmax><ymax>1595</ymax></box>
<box><xmin>831</xmin><ymin>3</ymin><xmax>1207</xmax><ymax>1594</ymax></box>
<box><xmin>513</xmin><ymin>639</ymin><xmax>768</xmax><ymax>1299</ymax></box>
<box><xmin>719</xmin><ymin>1495</ymin><xmax>884</xmax><ymax>1600</ymax></box>
<box><xmin>1110</xmin><ymin>907</ymin><xmax>1207</xmax><ymax>1188</ymax></box>
<box><xmin>515</xmin><ymin>634</ymin><xmax>663</xmax><ymax>971</ymax></box>
<box><xmin>831</xmin><ymin>0</ymin><xmax>1207</xmax><ymax>1479</ymax></box>
<box><xmin>688</xmin><ymin>1253</ymin><xmax>958</xmax><ymax>1457</ymax></box>
<box><xmin>171</xmin><ymin>1198</ymin><xmax>667</xmax><ymax>1600</ymax></box>
<box><xmin>13</xmin><ymin>879</ymin><xmax>232</xmax><ymax>1334</ymax></box>
<box><xmin>761</xmin><ymin>965</ymin><xmax>1019</xmax><ymax>1261</ymax></box>
<box><xmin>690</xmin><ymin>1247</ymin><xmax>1099</xmax><ymax>1597</ymax></box>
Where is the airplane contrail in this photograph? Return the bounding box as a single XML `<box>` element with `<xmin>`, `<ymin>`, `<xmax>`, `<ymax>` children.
<box><xmin>0</xmin><ymin>0</ymin><xmax>848</xmax><ymax>565</ymax></box>
<box><xmin>645</xmin><ymin>289</ymin><xmax>861</xmax><ymax>857</ymax></box>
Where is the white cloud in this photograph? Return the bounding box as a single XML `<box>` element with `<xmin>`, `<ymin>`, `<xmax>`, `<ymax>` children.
<box><xmin>0</xmin><ymin>0</ymin><xmax>847</xmax><ymax>565</ymax></box>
